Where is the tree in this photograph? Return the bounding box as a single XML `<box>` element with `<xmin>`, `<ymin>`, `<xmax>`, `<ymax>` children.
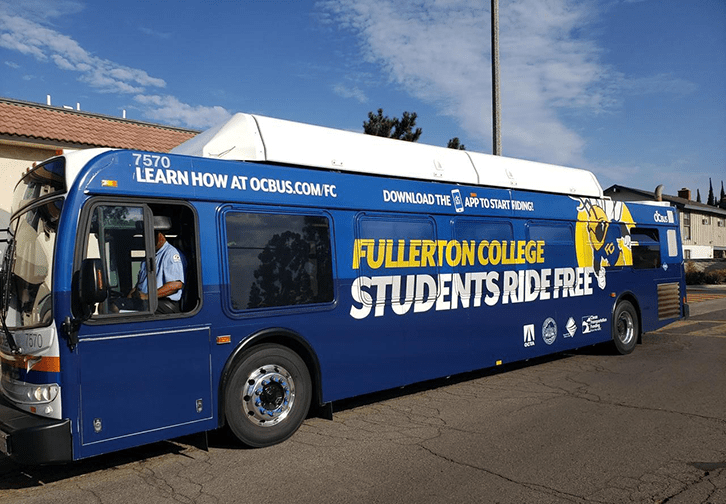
<box><xmin>248</xmin><ymin>231</ymin><xmax>314</xmax><ymax>309</ymax></box>
<box><xmin>363</xmin><ymin>109</ymin><xmax>422</xmax><ymax>142</ymax></box>
<box><xmin>392</xmin><ymin>111</ymin><xmax>422</xmax><ymax>142</ymax></box>
<box><xmin>363</xmin><ymin>109</ymin><xmax>395</xmax><ymax>138</ymax></box>
<box><xmin>447</xmin><ymin>138</ymin><xmax>466</xmax><ymax>150</ymax></box>
<box><xmin>246</xmin><ymin>219</ymin><xmax>333</xmax><ymax>309</ymax></box>
<box><xmin>708</xmin><ymin>178</ymin><xmax>715</xmax><ymax>206</ymax></box>
<box><xmin>696</xmin><ymin>189</ymin><xmax>702</xmax><ymax>203</ymax></box>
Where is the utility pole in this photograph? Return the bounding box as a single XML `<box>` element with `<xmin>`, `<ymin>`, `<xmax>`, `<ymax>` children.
<box><xmin>491</xmin><ymin>0</ymin><xmax>502</xmax><ymax>156</ymax></box>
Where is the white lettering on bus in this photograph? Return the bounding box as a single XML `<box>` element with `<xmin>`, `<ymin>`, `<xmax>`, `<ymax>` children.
<box><xmin>135</xmin><ymin>167</ymin><xmax>189</xmax><ymax>186</ymax></box>
<box><xmin>383</xmin><ymin>190</ymin><xmax>436</xmax><ymax>205</ymax></box>
<box><xmin>132</xmin><ymin>153</ymin><xmax>171</xmax><ymax>169</ymax></box>
<box><xmin>349</xmin><ymin>267</ymin><xmax>596</xmax><ymax>320</ymax></box>
<box><xmin>133</xmin><ymin>167</ymin><xmax>337</xmax><ymax>198</ymax></box>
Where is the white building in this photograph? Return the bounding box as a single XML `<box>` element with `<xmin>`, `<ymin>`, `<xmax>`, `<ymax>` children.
<box><xmin>605</xmin><ymin>185</ymin><xmax>726</xmax><ymax>260</ymax></box>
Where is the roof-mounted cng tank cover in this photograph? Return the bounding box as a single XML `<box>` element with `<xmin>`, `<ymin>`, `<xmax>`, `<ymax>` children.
<box><xmin>170</xmin><ymin>112</ymin><xmax>604</xmax><ymax>199</ymax></box>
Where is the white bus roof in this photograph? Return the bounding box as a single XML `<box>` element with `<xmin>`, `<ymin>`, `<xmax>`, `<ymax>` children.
<box><xmin>171</xmin><ymin>113</ymin><xmax>603</xmax><ymax>198</ymax></box>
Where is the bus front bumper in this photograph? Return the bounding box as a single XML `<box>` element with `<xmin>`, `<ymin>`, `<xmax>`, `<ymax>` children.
<box><xmin>0</xmin><ymin>395</ymin><xmax>72</xmax><ymax>464</ymax></box>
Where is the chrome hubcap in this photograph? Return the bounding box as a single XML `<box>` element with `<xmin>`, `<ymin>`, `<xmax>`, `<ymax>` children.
<box><xmin>243</xmin><ymin>364</ymin><xmax>295</xmax><ymax>427</ymax></box>
<box><xmin>617</xmin><ymin>311</ymin><xmax>634</xmax><ymax>345</ymax></box>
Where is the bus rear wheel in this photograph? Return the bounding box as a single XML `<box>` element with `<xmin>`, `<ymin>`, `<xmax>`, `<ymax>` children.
<box><xmin>224</xmin><ymin>344</ymin><xmax>311</xmax><ymax>448</ymax></box>
<box><xmin>612</xmin><ymin>300</ymin><xmax>638</xmax><ymax>355</ymax></box>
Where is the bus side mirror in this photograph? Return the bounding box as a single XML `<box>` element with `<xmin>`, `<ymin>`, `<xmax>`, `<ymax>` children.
<box><xmin>79</xmin><ymin>258</ymin><xmax>108</xmax><ymax>306</ymax></box>
<box><xmin>64</xmin><ymin>259</ymin><xmax>107</xmax><ymax>351</ymax></box>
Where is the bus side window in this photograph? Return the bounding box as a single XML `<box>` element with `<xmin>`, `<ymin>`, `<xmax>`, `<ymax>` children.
<box><xmin>225</xmin><ymin>212</ymin><xmax>334</xmax><ymax>311</ymax></box>
<box><xmin>355</xmin><ymin>215</ymin><xmax>437</xmax><ymax>305</ymax></box>
<box><xmin>81</xmin><ymin>202</ymin><xmax>200</xmax><ymax>317</ymax></box>
<box><xmin>631</xmin><ymin>228</ymin><xmax>661</xmax><ymax>269</ymax></box>
<box><xmin>84</xmin><ymin>205</ymin><xmax>150</xmax><ymax>315</ymax></box>
<box><xmin>454</xmin><ymin>219</ymin><xmax>514</xmax><ymax>270</ymax></box>
<box><xmin>525</xmin><ymin>221</ymin><xmax>575</xmax><ymax>267</ymax></box>
<box><xmin>150</xmin><ymin>203</ymin><xmax>200</xmax><ymax>314</ymax></box>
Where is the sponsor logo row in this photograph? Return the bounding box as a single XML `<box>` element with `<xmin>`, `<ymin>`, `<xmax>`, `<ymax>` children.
<box><xmin>523</xmin><ymin>314</ymin><xmax>607</xmax><ymax>348</ymax></box>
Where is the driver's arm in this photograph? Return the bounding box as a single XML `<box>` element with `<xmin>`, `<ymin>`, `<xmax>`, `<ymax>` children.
<box><xmin>135</xmin><ymin>281</ymin><xmax>183</xmax><ymax>300</ymax></box>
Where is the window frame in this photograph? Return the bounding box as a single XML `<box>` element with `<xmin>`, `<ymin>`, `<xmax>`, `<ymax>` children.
<box><xmin>354</xmin><ymin>213</ymin><xmax>439</xmax><ymax>306</ymax></box>
<box><xmin>630</xmin><ymin>227</ymin><xmax>662</xmax><ymax>270</ymax></box>
<box><xmin>682</xmin><ymin>212</ymin><xmax>691</xmax><ymax>241</ymax></box>
<box><xmin>74</xmin><ymin>197</ymin><xmax>201</xmax><ymax>324</ymax></box>
<box><xmin>451</xmin><ymin>217</ymin><xmax>517</xmax><ymax>271</ymax></box>
<box><xmin>524</xmin><ymin>220</ymin><xmax>576</xmax><ymax>269</ymax></box>
<box><xmin>219</xmin><ymin>205</ymin><xmax>337</xmax><ymax>318</ymax></box>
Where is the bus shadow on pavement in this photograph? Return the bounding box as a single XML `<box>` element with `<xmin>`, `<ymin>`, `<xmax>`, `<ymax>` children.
<box><xmin>326</xmin><ymin>346</ymin><xmax>607</xmax><ymax>415</ymax></box>
<box><xmin>0</xmin><ymin>341</ymin><xmax>628</xmax><ymax>483</ymax></box>
<box><xmin>0</xmin><ymin>440</ymin><xmax>189</xmax><ymax>490</ymax></box>
<box><xmin>0</xmin><ymin>340</ymin><xmax>630</xmax><ymax>482</ymax></box>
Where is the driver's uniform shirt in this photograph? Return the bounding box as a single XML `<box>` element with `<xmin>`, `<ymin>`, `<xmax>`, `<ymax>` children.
<box><xmin>136</xmin><ymin>241</ymin><xmax>185</xmax><ymax>301</ymax></box>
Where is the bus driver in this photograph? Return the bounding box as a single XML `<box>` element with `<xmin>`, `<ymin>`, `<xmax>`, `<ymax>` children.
<box><xmin>122</xmin><ymin>216</ymin><xmax>186</xmax><ymax>314</ymax></box>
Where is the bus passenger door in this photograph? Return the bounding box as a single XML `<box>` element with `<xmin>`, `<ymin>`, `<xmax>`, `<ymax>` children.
<box><xmin>74</xmin><ymin>202</ymin><xmax>211</xmax><ymax>449</ymax></box>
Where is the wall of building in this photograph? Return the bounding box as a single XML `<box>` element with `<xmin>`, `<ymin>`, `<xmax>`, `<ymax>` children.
<box><xmin>681</xmin><ymin>209</ymin><xmax>726</xmax><ymax>259</ymax></box>
<box><xmin>0</xmin><ymin>143</ymin><xmax>58</xmax><ymax>216</ymax></box>
<box><xmin>683</xmin><ymin>245</ymin><xmax>714</xmax><ymax>259</ymax></box>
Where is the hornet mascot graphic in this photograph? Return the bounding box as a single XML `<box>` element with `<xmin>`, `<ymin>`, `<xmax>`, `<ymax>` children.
<box><xmin>574</xmin><ymin>198</ymin><xmax>635</xmax><ymax>289</ymax></box>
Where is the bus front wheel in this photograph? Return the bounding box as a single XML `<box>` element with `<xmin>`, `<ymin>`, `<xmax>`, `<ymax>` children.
<box><xmin>612</xmin><ymin>300</ymin><xmax>639</xmax><ymax>355</ymax></box>
<box><xmin>224</xmin><ymin>344</ymin><xmax>312</xmax><ymax>447</ymax></box>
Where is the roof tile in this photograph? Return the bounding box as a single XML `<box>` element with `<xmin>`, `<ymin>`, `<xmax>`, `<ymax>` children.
<box><xmin>0</xmin><ymin>99</ymin><xmax>199</xmax><ymax>152</ymax></box>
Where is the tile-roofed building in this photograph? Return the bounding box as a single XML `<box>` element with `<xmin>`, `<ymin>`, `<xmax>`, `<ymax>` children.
<box><xmin>0</xmin><ymin>96</ymin><xmax>199</xmax><ymax>151</ymax></box>
<box><xmin>0</xmin><ymin>96</ymin><xmax>200</xmax><ymax>222</ymax></box>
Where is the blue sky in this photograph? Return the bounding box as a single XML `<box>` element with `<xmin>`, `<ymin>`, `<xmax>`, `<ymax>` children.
<box><xmin>1</xmin><ymin>0</ymin><xmax>724</xmax><ymax>198</ymax></box>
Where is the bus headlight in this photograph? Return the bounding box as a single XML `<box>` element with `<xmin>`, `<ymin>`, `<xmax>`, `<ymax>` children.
<box><xmin>31</xmin><ymin>386</ymin><xmax>57</xmax><ymax>402</ymax></box>
<box><xmin>1</xmin><ymin>376</ymin><xmax>59</xmax><ymax>405</ymax></box>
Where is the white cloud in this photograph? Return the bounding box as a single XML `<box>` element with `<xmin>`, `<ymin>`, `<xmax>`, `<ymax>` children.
<box><xmin>320</xmin><ymin>0</ymin><xmax>694</xmax><ymax>167</ymax></box>
<box><xmin>81</xmin><ymin>70</ymin><xmax>146</xmax><ymax>94</ymax></box>
<box><xmin>0</xmin><ymin>9</ymin><xmax>167</xmax><ymax>94</ymax></box>
<box><xmin>617</xmin><ymin>73</ymin><xmax>699</xmax><ymax>96</ymax></box>
<box><xmin>332</xmin><ymin>83</ymin><xmax>368</xmax><ymax>103</ymax></box>
<box><xmin>319</xmin><ymin>0</ymin><xmax>603</xmax><ymax>165</ymax></box>
<box><xmin>0</xmin><ymin>30</ymin><xmax>48</xmax><ymax>60</ymax></box>
<box><xmin>0</xmin><ymin>2</ymin><xmax>229</xmax><ymax>129</ymax></box>
<box><xmin>139</xmin><ymin>26</ymin><xmax>172</xmax><ymax>40</ymax></box>
<box><xmin>51</xmin><ymin>54</ymin><xmax>76</xmax><ymax>71</ymax></box>
<box><xmin>134</xmin><ymin>94</ymin><xmax>232</xmax><ymax>129</ymax></box>
<box><xmin>0</xmin><ymin>0</ymin><xmax>84</xmax><ymax>20</ymax></box>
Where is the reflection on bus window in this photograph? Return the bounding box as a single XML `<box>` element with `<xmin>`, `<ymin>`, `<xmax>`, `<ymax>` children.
<box><xmin>631</xmin><ymin>228</ymin><xmax>661</xmax><ymax>269</ymax></box>
<box><xmin>225</xmin><ymin>212</ymin><xmax>334</xmax><ymax>310</ymax></box>
<box><xmin>85</xmin><ymin>205</ymin><xmax>149</xmax><ymax>314</ymax></box>
<box><xmin>5</xmin><ymin>198</ymin><xmax>63</xmax><ymax>328</ymax></box>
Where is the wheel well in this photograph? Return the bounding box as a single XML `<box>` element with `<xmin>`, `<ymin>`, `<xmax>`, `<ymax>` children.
<box><xmin>614</xmin><ymin>293</ymin><xmax>643</xmax><ymax>344</ymax></box>
<box><xmin>218</xmin><ymin>328</ymin><xmax>324</xmax><ymax>428</ymax></box>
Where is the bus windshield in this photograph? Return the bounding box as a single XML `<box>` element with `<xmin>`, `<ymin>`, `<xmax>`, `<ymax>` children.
<box><xmin>2</xmin><ymin>198</ymin><xmax>63</xmax><ymax>329</ymax></box>
<box><xmin>11</xmin><ymin>157</ymin><xmax>66</xmax><ymax>215</ymax></box>
<box><xmin>2</xmin><ymin>158</ymin><xmax>66</xmax><ymax>330</ymax></box>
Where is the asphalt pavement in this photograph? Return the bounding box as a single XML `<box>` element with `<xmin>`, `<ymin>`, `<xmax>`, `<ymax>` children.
<box><xmin>0</xmin><ymin>286</ymin><xmax>724</xmax><ymax>504</ymax></box>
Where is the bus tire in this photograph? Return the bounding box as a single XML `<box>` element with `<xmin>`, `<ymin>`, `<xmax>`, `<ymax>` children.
<box><xmin>224</xmin><ymin>344</ymin><xmax>312</xmax><ymax>448</ymax></box>
<box><xmin>612</xmin><ymin>300</ymin><xmax>638</xmax><ymax>355</ymax></box>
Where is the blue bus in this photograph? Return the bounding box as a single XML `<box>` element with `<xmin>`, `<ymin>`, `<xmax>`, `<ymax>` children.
<box><xmin>0</xmin><ymin>113</ymin><xmax>687</xmax><ymax>463</ymax></box>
